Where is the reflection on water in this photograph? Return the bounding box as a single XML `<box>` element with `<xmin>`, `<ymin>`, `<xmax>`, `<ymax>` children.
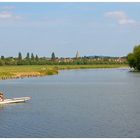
<box><xmin>0</xmin><ymin>68</ymin><xmax>140</xmax><ymax>138</ymax></box>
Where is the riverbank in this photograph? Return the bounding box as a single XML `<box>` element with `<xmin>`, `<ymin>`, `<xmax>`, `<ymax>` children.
<box><xmin>0</xmin><ymin>64</ymin><xmax>128</xmax><ymax>80</ymax></box>
<box><xmin>53</xmin><ymin>64</ymin><xmax>128</xmax><ymax>70</ymax></box>
<box><xmin>0</xmin><ymin>65</ymin><xmax>58</xmax><ymax>80</ymax></box>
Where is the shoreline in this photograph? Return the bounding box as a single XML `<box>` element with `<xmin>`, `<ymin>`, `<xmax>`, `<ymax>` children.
<box><xmin>0</xmin><ymin>64</ymin><xmax>128</xmax><ymax>80</ymax></box>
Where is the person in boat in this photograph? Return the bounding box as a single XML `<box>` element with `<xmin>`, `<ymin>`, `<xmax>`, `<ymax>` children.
<box><xmin>0</xmin><ymin>92</ymin><xmax>5</xmax><ymax>101</ymax></box>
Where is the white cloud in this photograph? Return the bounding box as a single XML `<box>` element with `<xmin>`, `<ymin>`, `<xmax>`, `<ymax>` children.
<box><xmin>0</xmin><ymin>11</ymin><xmax>22</xmax><ymax>21</ymax></box>
<box><xmin>105</xmin><ymin>11</ymin><xmax>136</xmax><ymax>25</ymax></box>
<box><xmin>0</xmin><ymin>5</ymin><xmax>22</xmax><ymax>21</ymax></box>
<box><xmin>1</xmin><ymin>6</ymin><xmax>15</xmax><ymax>10</ymax></box>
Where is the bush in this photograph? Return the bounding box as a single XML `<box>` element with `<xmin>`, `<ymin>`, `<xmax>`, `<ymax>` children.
<box><xmin>127</xmin><ymin>45</ymin><xmax>140</xmax><ymax>71</ymax></box>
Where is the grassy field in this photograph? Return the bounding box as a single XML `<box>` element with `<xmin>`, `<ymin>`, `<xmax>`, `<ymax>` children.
<box><xmin>0</xmin><ymin>64</ymin><xmax>128</xmax><ymax>80</ymax></box>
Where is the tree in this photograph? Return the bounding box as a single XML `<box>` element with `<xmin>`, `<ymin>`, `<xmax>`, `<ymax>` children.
<box><xmin>35</xmin><ymin>55</ymin><xmax>39</xmax><ymax>61</ymax></box>
<box><xmin>1</xmin><ymin>56</ymin><xmax>4</xmax><ymax>60</ymax></box>
<box><xmin>51</xmin><ymin>52</ymin><xmax>55</xmax><ymax>60</ymax></box>
<box><xmin>31</xmin><ymin>53</ymin><xmax>35</xmax><ymax>60</ymax></box>
<box><xmin>127</xmin><ymin>45</ymin><xmax>140</xmax><ymax>71</ymax></box>
<box><xmin>35</xmin><ymin>54</ymin><xmax>39</xmax><ymax>61</ymax></box>
<box><xmin>26</xmin><ymin>52</ymin><xmax>30</xmax><ymax>60</ymax></box>
<box><xmin>18</xmin><ymin>52</ymin><xmax>22</xmax><ymax>60</ymax></box>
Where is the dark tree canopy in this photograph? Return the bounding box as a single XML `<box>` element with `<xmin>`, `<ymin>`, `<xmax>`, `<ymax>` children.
<box><xmin>26</xmin><ymin>52</ymin><xmax>30</xmax><ymax>59</ymax></box>
<box><xmin>1</xmin><ymin>56</ymin><xmax>4</xmax><ymax>60</ymax></box>
<box><xmin>31</xmin><ymin>53</ymin><xmax>35</xmax><ymax>60</ymax></box>
<box><xmin>51</xmin><ymin>52</ymin><xmax>55</xmax><ymax>60</ymax></box>
<box><xmin>18</xmin><ymin>52</ymin><xmax>22</xmax><ymax>60</ymax></box>
<box><xmin>35</xmin><ymin>55</ymin><xmax>39</xmax><ymax>61</ymax></box>
<box><xmin>127</xmin><ymin>45</ymin><xmax>140</xmax><ymax>71</ymax></box>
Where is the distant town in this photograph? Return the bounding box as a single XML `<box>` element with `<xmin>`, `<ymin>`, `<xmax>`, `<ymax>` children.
<box><xmin>0</xmin><ymin>51</ymin><xmax>127</xmax><ymax>66</ymax></box>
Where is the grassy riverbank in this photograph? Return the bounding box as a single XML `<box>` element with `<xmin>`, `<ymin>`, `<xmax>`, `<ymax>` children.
<box><xmin>53</xmin><ymin>64</ymin><xmax>128</xmax><ymax>70</ymax></box>
<box><xmin>0</xmin><ymin>64</ymin><xmax>128</xmax><ymax>80</ymax></box>
<box><xmin>0</xmin><ymin>65</ymin><xmax>58</xmax><ymax>80</ymax></box>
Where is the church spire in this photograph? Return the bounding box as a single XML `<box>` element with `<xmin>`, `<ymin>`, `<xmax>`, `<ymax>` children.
<box><xmin>76</xmin><ymin>51</ymin><xmax>80</xmax><ymax>58</ymax></box>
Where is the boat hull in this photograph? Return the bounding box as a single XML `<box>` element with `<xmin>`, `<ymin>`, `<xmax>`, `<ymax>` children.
<box><xmin>0</xmin><ymin>97</ymin><xmax>31</xmax><ymax>104</ymax></box>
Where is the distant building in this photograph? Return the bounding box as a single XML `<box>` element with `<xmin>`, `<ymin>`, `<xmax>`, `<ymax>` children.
<box><xmin>76</xmin><ymin>51</ymin><xmax>80</xmax><ymax>58</ymax></box>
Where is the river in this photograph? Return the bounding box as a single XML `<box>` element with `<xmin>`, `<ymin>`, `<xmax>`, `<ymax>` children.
<box><xmin>0</xmin><ymin>68</ymin><xmax>140</xmax><ymax>138</ymax></box>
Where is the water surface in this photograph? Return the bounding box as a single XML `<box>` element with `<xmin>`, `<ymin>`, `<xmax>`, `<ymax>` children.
<box><xmin>0</xmin><ymin>68</ymin><xmax>140</xmax><ymax>138</ymax></box>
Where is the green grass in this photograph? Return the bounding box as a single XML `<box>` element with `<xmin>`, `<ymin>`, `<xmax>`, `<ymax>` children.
<box><xmin>0</xmin><ymin>65</ymin><xmax>58</xmax><ymax>79</ymax></box>
<box><xmin>0</xmin><ymin>65</ymin><xmax>57</xmax><ymax>73</ymax></box>
<box><xmin>51</xmin><ymin>64</ymin><xmax>128</xmax><ymax>70</ymax></box>
<box><xmin>0</xmin><ymin>72</ymin><xmax>15</xmax><ymax>79</ymax></box>
<box><xmin>0</xmin><ymin>64</ymin><xmax>128</xmax><ymax>80</ymax></box>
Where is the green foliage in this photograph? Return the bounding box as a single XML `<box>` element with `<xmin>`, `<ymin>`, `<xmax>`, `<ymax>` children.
<box><xmin>0</xmin><ymin>52</ymin><xmax>127</xmax><ymax>66</ymax></box>
<box><xmin>31</xmin><ymin>53</ymin><xmax>35</xmax><ymax>60</ymax></box>
<box><xmin>26</xmin><ymin>52</ymin><xmax>30</xmax><ymax>60</ymax></box>
<box><xmin>18</xmin><ymin>52</ymin><xmax>22</xmax><ymax>60</ymax></box>
<box><xmin>35</xmin><ymin>55</ymin><xmax>39</xmax><ymax>61</ymax></box>
<box><xmin>1</xmin><ymin>56</ymin><xmax>4</xmax><ymax>60</ymax></box>
<box><xmin>127</xmin><ymin>45</ymin><xmax>140</xmax><ymax>71</ymax></box>
<box><xmin>0</xmin><ymin>60</ymin><xmax>5</xmax><ymax>66</ymax></box>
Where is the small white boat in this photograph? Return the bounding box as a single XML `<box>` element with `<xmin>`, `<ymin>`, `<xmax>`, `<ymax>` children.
<box><xmin>0</xmin><ymin>97</ymin><xmax>31</xmax><ymax>105</ymax></box>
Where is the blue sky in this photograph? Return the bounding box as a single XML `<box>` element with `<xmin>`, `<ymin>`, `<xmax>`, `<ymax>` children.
<box><xmin>0</xmin><ymin>3</ymin><xmax>140</xmax><ymax>57</ymax></box>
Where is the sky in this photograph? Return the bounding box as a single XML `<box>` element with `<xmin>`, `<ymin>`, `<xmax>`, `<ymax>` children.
<box><xmin>0</xmin><ymin>3</ymin><xmax>140</xmax><ymax>58</ymax></box>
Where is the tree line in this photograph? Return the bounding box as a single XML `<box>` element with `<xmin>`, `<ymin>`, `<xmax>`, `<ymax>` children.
<box><xmin>0</xmin><ymin>52</ymin><xmax>127</xmax><ymax>66</ymax></box>
<box><xmin>0</xmin><ymin>52</ymin><xmax>56</xmax><ymax>66</ymax></box>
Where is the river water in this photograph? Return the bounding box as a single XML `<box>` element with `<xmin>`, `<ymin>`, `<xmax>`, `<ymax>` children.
<box><xmin>0</xmin><ymin>68</ymin><xmax>140</xmax><ymax>138</ymax></box>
